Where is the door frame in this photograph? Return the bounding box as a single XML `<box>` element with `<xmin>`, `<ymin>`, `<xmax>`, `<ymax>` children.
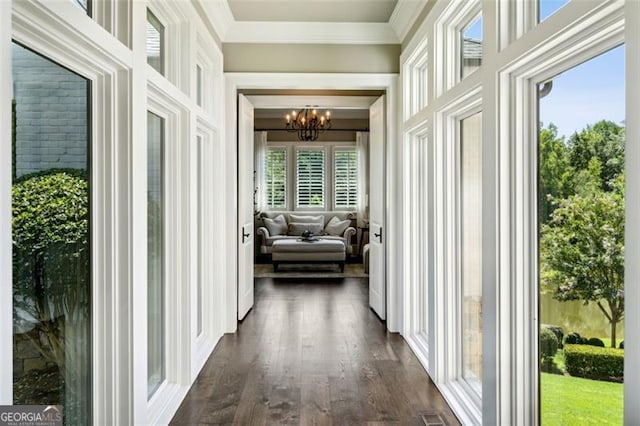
<box><xmin>223</xmin><ymin>73</ymin><xmax>400</xmax><ymax>333</ymax></box>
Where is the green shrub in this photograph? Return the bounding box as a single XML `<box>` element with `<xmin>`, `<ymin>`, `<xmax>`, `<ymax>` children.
<box><xmin>565</xmin><ymin>332</ymin><xmax>586</xmax><ymax>345</ymax></box>
<box><xmin>540</xmin><ymin>328</ymin><xmax>559</xmax><ymax>372</ymax></box>
<box><xmin>587</xmin><ymin>337</ymin><xmax>605</xmax><ymax>347</ymax></box>
<box><xmin>619</xmin><ymin>341</ymin><xmax>624</xmax><ymax>349</ymax></box>
<box><xmin>564</xmin><ymin>344</ymin><xmax>624</xmax><ymax>381</ymax></box>
<box><xmin>542</xmin><ymin>324</ymin><xmax>564</xmax><ymax>349</ymax></box>
<box><xmin>12</xmin><ymin>170</ymin><xmax>89</xmax><ymax>378</ymax></box>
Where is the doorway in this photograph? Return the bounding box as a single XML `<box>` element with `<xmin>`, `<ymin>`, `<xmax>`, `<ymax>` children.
<box><xmin>222</xmin><ymin>74</ymin><xmax>400</xmax><ymax>333</ymax></box>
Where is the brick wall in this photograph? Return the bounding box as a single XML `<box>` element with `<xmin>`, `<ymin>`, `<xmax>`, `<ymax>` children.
<box><xmin>12</xmin><ymin>44</ymin><xmax>88</xmax><ymax>177</ymax></box>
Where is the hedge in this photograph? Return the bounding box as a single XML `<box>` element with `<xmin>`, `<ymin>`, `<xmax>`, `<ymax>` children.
<box><xmin>564</xmin><ymin>344</ymin><xmax>624</xmax><ymax>381</ymax></box>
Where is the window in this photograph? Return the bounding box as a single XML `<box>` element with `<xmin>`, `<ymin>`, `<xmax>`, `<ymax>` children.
<box><xmin>461</xmin><ymin>14</ymin><xmax>483</xmax><ymax>79</ymax></box>
<box><xmin>537</xmin><ymin>46</ymin><xmax>625</xmax><ymax>425</ymax></box>
<box><xmin>196</xmin><ymin>136</ymin><xmax>203</xmax><ymax>336</ymax></box>
<box><xmin>296</xmin><ymin>149</ymin><xmax>325</xmax><ymax>208</ymax></box>
<box><xmin>196</xmin><ymin>65</ymin><xmax>203</xmax><ymax>107</ymax></box>
<box><xmin>146</xmin><ymin>9</ymin><xmax>164</xmax><ymax>75</ymax></box>
<box><xmin>11</xmin><ymin>42</ymin><xmax>91</xmax><ymax>425</ymax></box>
<box><xmin>334</xmin><ymin>149</ymin><xmax>358</xmax><ymax>208</ymax></box>
<box><xmin>265</xmin><ymin>148</ymin><xmax>287</xmax><ymax>209</ymax></box>
<box><xmin>539</xmin><ymin>0</ymin><xmax>571</xmax><ymax>22</ymax></box>
<box><xmin>460</xmin><ymin>111</ymin><xmax>483</xmax><ymax>396</ymax></box>
<box><xmin>147</xmin><ymin>111</ymin><xmax>165</xmax><ymax>398</ymax></box>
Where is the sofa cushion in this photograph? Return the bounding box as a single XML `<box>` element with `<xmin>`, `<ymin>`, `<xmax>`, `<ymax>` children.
<box><xmin>263</xmin><ymin>214</ymin><xmax>287</xmax><ymax>236</ymax></box>
<box><xmin>324</xmin><ymin>216</ymin><xmax>351</xmax><ymax>236</ymax></box>
<box><xmin>287</xmin><ymin>222</ymin><xmax>325</xmax><ymax>236</ymax></box>
<box><xmin>288</xmin><ymin>214</ymin><xmax>324</xmax><ymax>224</ymax></box>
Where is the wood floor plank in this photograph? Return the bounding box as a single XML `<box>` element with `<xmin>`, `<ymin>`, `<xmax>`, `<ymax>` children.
<box><xmin>170</xmin><ymin>277</ymin><xmax>460</xmax><ymax>426</ymax></box>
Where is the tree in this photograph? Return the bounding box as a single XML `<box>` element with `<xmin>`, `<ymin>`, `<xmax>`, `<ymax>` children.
<box><xmin>540</xmin><ymin>173</ymin><xmax>625</xmax><ymax>348</ymax></box>
<box><xmin>538</xmin><ymin>123</ymin><xmax>574</xmax><ymax>223</ymax></box>
<box><xmin>567</xmin><ymin>120</ymin><xmax>625</xmax><ymax>192</ymax></box>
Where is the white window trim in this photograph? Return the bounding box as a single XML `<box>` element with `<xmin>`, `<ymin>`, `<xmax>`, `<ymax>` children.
<box><xmin>434</xmin><ymin>88</ymin><xmax>483</xmax><ymax>425</ymax></box>
<box><xmin>491</xmin><ymin>3</ymin><xmax>625</xmax><ymax>426</ymax></box>
<box><xmin>5</xmin><ymin>1</ymin><xmax>134</xmax><ymax>422</ymax></box>
<box><xmin>435</xmin><ymin>0</ymin><xmax>482</xmax><ymax>94</ymax></box>
<box><xmin>402</xmin><ymin>119</ymin><xmax>431</xmax><ymax>370</ymax></box>
<box><xmin>146</xmin><ymin>82</ymin><xmax>192</xmax><ymax>425</ymax></box>
<box><xmin>403</xmin><ymin>37</ymin><xmax>429</xmax><ymax>121</ymax></box>
<box><xmin>147</xmin><ymin>1</ymin><xmax>190</xmax><ymax>94</ymax></box>
<box><xmin>191</xmin><ymin>120</ymin><xmax>220</xmax><ymax>380</ymax></box>
<box><xmin>400</xmin><ymin>1</ymin><xmax>640</xmax><ymax>424</ymax></box>
<box><xmin>626</xmin><ymin>2</ymin><xmax>640</xmax><ymax>423</ymax></box>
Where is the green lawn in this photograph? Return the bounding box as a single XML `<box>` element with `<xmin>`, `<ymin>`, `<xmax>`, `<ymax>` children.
<box><xmin>541</xmin><ymin>373</ymin><xmax>623</xmax><ymax>425</ymax></box>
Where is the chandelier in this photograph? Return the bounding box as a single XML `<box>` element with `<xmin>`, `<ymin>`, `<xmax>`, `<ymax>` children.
<box><xmin>284</xmin><ymin>107</ymin><xmax>331</xmax><ymax>141</ymax></box>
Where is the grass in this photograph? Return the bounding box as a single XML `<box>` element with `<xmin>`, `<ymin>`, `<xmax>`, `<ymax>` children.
<box><xmin>541</xmin><ymin>372</ymin><xmax>623</xmax><ymax>425</ymax></box>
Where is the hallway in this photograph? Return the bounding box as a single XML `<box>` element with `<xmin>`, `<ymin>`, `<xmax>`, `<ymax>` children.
<box><xmin>171</xmin><ymin>278</ymin><xmax>459</xmax><ymax>425</ymax></box>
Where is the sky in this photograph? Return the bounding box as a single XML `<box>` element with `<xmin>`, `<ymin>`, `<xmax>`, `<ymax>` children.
<box><xmin>539</xmin><ymin>44</ymin><xmax>625</xmax><ymax>139</ymax></box>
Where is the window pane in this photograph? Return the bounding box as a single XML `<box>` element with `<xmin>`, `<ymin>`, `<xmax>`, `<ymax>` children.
<box><xmin>538</xmin><ymin>46</ymin><xmax>624</xmax><ymax>425</ymax></box>
<box><xmin>197</xmin><ymin>136</ymin><xmax>204</xmax><ymax>336</ymax></box>
<box><xmin>460</xmin><ymin>111</ymin><xmax>482</xmax><ymax>395</ymax></box>
<box><xmin>265</xmin><ymin>148</ymin><xmax>287</xmax><ymax>209</ymax></box>
<box><xmin>461</xmin><ymin>14</ymin><xmax>483</xmax><ymax>79</ymax></box>
<box><xmin>147</xmin><ymin>111</ymin><xmax>165</xmax><ymax>398</ymax></box>
<box><xmin>334</xmin><ymin>150</ymin><xmax>358</xmax><ymax>208</ymax></box>
<box><xmin>196</xmin><ymin>65</ymin><xmax>203</xmax><ymax>107</ymax></box>
<box><xmin>147</xmin><ymin>9</ymin><xmax>164</xmax><ymax>75</ymax></box>
<box><xmin>12</xmin><ymin>42</ymin><xmax>91</xmax><ymax>425</ymax></box>
<box><xmin>71</xmin><ymin>0</ymin><xmax>89</xmax><ymax>13</ymax></box>
<box><xmin>296</xmin><ymin>150</ymin><xmax>325</xmax><ymax>208</ymax></box>
<box><xmin>538</xmin><ymin>0</ymin><xmax>570</xmax><ymax>22</ymax></box>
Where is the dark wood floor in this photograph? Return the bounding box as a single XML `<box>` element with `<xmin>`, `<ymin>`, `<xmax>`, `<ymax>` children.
<box><xmin>171</xmin><ymin>277</ymin><xmax>460</xmax><ymax>425</ymax></box>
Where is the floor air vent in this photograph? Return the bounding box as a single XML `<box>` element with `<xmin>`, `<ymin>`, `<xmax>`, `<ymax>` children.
<box><xmin>420</xmin><ymin>413</ymin><xmax>447</xmax><ymax>426</ymax></box>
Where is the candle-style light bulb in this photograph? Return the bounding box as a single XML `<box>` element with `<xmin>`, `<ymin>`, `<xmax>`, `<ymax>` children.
<box><xmin>292</xmin><ymin>110</ymin><xmax>297</xmax><ymax>118</ymax></box>
<box><xmin>326</xmin><ymin>110</ymin><xmax>331</xmax><ymax>121</ymax></box>
<box><xmin>286</xmin><ymin>114</ymin><xmax>291</xmax><ymax>124</ymax></box>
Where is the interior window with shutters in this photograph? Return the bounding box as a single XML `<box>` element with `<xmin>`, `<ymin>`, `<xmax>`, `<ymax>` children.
<box><xmin>265</xmin><ymin>148</ymin><xmax>287</xmax><ymax>209</ymax></box>
<box><xmin>296</xmin><ymin>149</ymin><xmax>325</xmax><ymax>208</ymax></box>
<box><xmin>334</xmin><ymin>149</ymin><xmax>358</xmax><ymax>208</ymax></box>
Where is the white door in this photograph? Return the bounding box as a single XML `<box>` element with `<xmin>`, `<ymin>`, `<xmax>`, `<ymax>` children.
<box><xmin>369</xmin><ymin>95</ymin><xmax>386</xmax><ymax>319</ymax></box>
<box><xmin>238</xmin><ymin>94</ymin><xmax>255</xmax><ymax>320</ymax></box>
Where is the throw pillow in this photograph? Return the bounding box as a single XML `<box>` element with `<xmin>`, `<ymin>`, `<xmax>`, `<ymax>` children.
<box><xmin>324</xmin><ymin>216</ymin><xmax>351</xmax><ymax>236</ymax></box>
<box><xmin>287</xmin><ymin>222</ymin><xmax>325</xmax><ymax>236</ymax></box>
<box><xmin>288</xmin><ymin>214</ymin><xmax>324</xmax><ymax>224</ymax></box>
<box><xmin>263</xmin><ymin>214</ymin><xmax>287</xmax><ymax>236</ymax></box>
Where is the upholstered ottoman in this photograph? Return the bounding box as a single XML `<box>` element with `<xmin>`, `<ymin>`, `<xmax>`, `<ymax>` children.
<box><xmin>272</xmin><ymin>239</ymin><xmax>346</xmax><ymax>272</ymax></box>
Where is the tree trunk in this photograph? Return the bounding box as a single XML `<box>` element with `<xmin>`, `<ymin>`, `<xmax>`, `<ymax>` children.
<box><xmin>610</xmin><ymin>320</ymin><xmax>616</xmax><ymax>348</ymax></box>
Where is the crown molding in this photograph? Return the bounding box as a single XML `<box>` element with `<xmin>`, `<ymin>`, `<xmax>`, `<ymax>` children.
<box><xmin>389</xmin><ymin>0</ymin><xmax>428</xmax><ymax>42</ymax></box>
<box><xmin>224</xmin><ymin>21</ymin><xmax>399</xmax><ymax>44</ymax></box>
<box><xmin>196</xmin><ymin>0</ymin><xmax>235</xmax><ymax>41</ymax></box>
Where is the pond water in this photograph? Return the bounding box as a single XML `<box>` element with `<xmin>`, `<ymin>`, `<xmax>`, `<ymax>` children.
<box><xmin>540</xmin><ymin>293</ymin><xmax>625</xmax><ymax>342</ymax></box>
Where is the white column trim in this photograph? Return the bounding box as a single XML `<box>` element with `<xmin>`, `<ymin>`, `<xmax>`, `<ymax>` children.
<box><xmin>0</xmin><ymin>0</ymin><xmax>13</xmax><ymax>405</ymax></box>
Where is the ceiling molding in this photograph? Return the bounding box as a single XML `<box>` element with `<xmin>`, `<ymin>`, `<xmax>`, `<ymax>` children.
<box><xmin>389</xmin><ymin>0</ymin><xmax>428</xmax><ymax>41</ymax></box>
<box><xmin>197</xmin><ymin>0</ymin><xmax>235</xmax><ymax>40</ymax></box>
<box><xmin>224</xmin><ymin>21</ymin><xmax>399</xmax><ymax>44</ymax></box>
<box><xmin>246</xmin><ymin>95</ymin><xmax>379</xmax><ymax>109</ymax></box>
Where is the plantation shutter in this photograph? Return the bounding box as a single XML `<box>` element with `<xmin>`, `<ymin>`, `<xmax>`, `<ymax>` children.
<box><xmin>265</xmin><ymin>148</ymin><xmax>287</xmax><ymax>209</ymax></box>
<box><xmin>296</xmin><ymin>149</ymin><xmax>325</xmax><ymax>208</ymax></box>
<box><xmin>334</xmin><ymin>149</ymin><xmax>358</xmax><ymax>208</ymax></box>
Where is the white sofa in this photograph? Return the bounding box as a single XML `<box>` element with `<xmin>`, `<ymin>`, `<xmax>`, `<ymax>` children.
<box><xmin>257</xmin><ymin>211</ymin><xmax>356</xmax><ymax>255</ymax></box>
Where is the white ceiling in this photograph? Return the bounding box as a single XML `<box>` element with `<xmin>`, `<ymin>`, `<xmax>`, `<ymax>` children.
<box><xmin>227</xmin><ymin>0</ymin><xmax>397</xmax><ymax>23</ymax></box>
<box><xmin>199</xmin><ymin>0</ymin><xmax>428</xmax><ymax>44</ymax></box>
